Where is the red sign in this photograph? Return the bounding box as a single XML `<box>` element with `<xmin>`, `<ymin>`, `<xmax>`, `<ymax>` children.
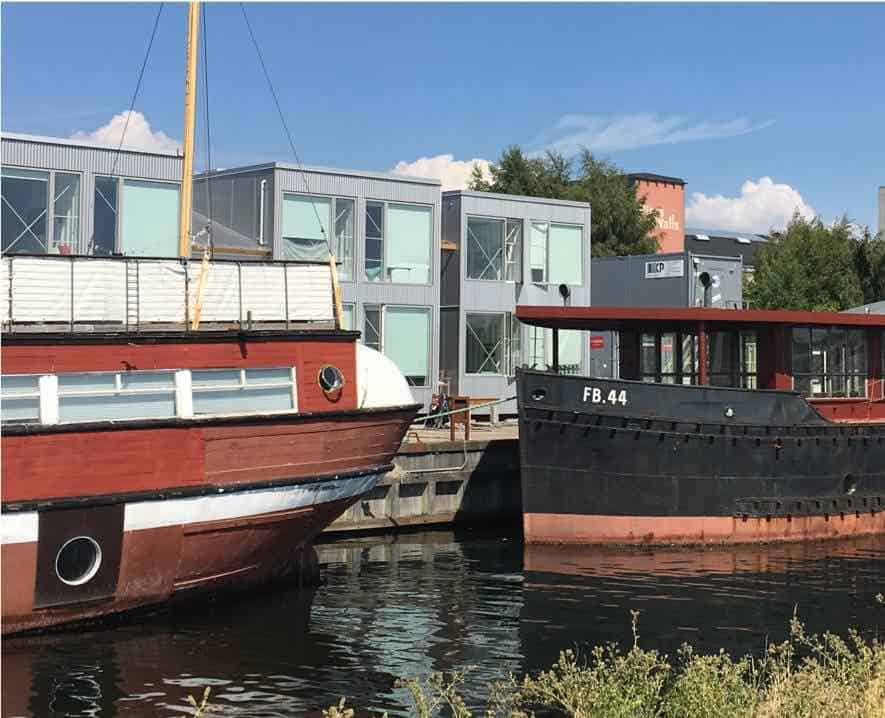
<box><xmin>589</xmin><ymin>335</ymin><xmax>605</xmax><ymax>350</ymax></box>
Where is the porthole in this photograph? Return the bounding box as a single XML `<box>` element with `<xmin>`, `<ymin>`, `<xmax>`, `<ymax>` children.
<box><xmin>531</xmin><ymin>388</ymin><xmax>547</xmax><ymax>401</ymax></box>
<box><xmin>55</xmin><ymin>536</ymin><xmax>102</xmax><ymax>587</ymax></box>
<box><xmin>843</xmin><ymin>474</ymin><xmax>858</xmax><ymax>495</ymax></box>
<box><xmin>318</xmin><ymin>365</ymin><xmax>345</xmax><ymax>396</ymax></box>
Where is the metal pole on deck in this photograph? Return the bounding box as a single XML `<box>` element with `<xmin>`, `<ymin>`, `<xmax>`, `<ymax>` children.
<box><xmin>698</xmin><ymin>321</ymin><xmax>708</xmax><ymax>385</ymax></box>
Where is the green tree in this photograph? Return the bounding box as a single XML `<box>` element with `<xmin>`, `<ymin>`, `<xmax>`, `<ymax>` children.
<box><xmin>852</xmin><ymin>226</ymin><xmax>885</xmax><ymax>305</ymax></box>
<box><xmin>469</xmin><ymin>146</ymin><xmax>658</xmax><ymax>256</ymax></box>
<box><xmin>745</xmin><ymin>215</ymin><xmax>865</xmax><ymax>311</ymax></box>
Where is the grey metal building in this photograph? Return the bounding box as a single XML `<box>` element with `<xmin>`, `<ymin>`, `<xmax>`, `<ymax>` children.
<box><xmin>683</xmin><ymin>228</ymin><xmax>768</xmax><ymax>271</ymax></box>
<box><xmin>588</xmin><ymin>250</ymin><xmax>744</xmax><ymax>377</ymax></box>
<box><xmin>194</xmin><ymin>163</ymin><xmax>442</xmax><ymax>410</ymax></box>
<box><xmin>1</xmin><ymin>132</ymin><xmax>183</xmax><ymax>257</ymax></box>
<box><xmin>440</xmin><ymin>190</ymin><xmax>592</xmax><ymax>413</ymax></box>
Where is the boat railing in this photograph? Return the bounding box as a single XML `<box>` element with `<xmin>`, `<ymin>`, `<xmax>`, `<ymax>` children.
<box><xmin>0</xmin><ymin>254</ymin><xmax>336</xmax><ymax>333</ymax></box>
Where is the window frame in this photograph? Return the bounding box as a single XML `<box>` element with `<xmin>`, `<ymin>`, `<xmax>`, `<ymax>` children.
<box><xmin>2</xmin><ymin>165</ymin><xmax>86</xmax><ymax>256</ymax></box>
<box><xmin>363</xmin><ymin>199</ymin><xmax>434</xmax><ymax>286</ymax></box>
<box><xmin>190</xmin><ymin>367</ymin><xmax>297</xmax><ymax>417</ymax></box>
<box><xmin>359</xmin><ymin>304</ymin><xmax>432</xmax><ymax>387</ymax></box>
<box><xmin>281</xmin><ymin>191</ymin><xmax>355</xmax><ymax>280</ymax></box>
<box><xmin>465</xmin><ymin>311</ymin><xmax>519</xmax><ymax>377</ymax></box>
<box><xmin>791</xmin><ymin>326</ymin><xmax>868</xmax><ymax>399</ymax></box>
<box><xmin>547</xmin><ymin>221</ymin><xmax>585</xmax><ymax>286</ymax></box>
<box><xmin>56</xmin><ymin>369</ymin><xmax>178</xmax><ymax>423</ymax></box>
<box><xmin>464</xmin><ymin>214</ymin><xmax>523</xmax><ymax>283</ymax></box>
<box><xmin>0</xmin><ymin>373</ymin><xmax>43</xmax><ymax>424</ymax></box>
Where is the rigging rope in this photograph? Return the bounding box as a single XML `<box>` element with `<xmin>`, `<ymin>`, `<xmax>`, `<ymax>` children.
<box><xmin>109</xmin><ymin>3</ymin><xmax>165</xmax><ymax>179</ymax></box>
<box><xmin>239</xmin><ymin>3</ymin><xmax>331</xmax><ymax>256</ymax></box>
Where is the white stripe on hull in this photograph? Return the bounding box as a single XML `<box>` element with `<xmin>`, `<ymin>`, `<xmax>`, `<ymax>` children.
<box><xmin>1</xmin><ymin>473</ymin><xmax>382</xmax><ymax>545</ymax></box>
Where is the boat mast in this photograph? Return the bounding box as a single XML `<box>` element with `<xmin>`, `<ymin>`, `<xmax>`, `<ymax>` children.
<box><xmin>178</xmin><ymin>0</ymin><xmax>200</xmax><ymax>258</ymax></box>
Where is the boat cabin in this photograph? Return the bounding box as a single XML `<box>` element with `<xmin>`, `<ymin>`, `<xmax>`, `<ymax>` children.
<box><xmin>515</xmin><ymin>306</ymin><xmax>885</xmax><ymax>422</ymax></box>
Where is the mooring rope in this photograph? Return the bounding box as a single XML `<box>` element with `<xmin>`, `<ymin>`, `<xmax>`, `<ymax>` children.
<box><xmin>412</xmin><ymin>395</ymin><xmax>517</xmax><ymax>424</ymax></box>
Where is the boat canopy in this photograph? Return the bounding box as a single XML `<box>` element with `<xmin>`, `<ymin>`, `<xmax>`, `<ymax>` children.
<box><xmin>515</xmin><ymin>305</ymin><xmax>885</xmax><ymax>331</ymax></box>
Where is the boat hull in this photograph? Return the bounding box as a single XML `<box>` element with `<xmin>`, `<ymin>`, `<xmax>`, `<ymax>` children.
<box><xmin>517</xmin><ymin>369</ymin><xmax>885</xmax><ymax>546</ymax></box>
<box><xmin>2</xmin><ymin>404</ymin><xmax>418</xmax><ymax>635</ymax></box>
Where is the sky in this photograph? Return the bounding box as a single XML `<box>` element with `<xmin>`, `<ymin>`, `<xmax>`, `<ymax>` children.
<box><xmin>2</xmin><ymin>2</ymin><xmax>884</xmax><ymax>234</ymax></box>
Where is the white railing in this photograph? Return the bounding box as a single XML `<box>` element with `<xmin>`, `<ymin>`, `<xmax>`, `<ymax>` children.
<box><xmin>0</xmin><ymin>254</ymin><xmax>335</xmax><ymax>332</ymax></box>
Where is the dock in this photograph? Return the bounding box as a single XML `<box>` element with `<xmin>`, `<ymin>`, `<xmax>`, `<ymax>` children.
<box><xmin>325</xmin><ymin>422</ymin><xmax>521</xmax><ymax>534</ymax></box>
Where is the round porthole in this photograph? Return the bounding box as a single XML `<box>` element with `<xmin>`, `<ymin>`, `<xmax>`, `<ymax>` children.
<box><xmin>318</xmin><ymin>365</ymin><xmax>345</xmax><ymax>396</ymax></box>
<box><xmin>531</xmin><ymin>388</ymin><xmax>547</xmax><ymax>401</ymax></box>
<box><xmin>55</xmin><ymin>536</ymin><xmax>102</xmax><ymax>587</ymax></box>
<box><xmin>843</xmin><ymin>474</ymin><xmax>858</xmax><ymax>495</ymax></box>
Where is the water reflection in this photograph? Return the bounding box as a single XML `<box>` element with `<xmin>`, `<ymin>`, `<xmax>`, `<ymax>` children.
<box><xmin>2</xmin><ymin>529</ymin><xmax>883</xmax><ymax>717</ymax></box>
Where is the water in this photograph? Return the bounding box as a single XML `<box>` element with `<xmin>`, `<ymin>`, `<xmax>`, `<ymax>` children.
<box><xmin>3</xmin><ymin>527</ymin><xmax>884</xmax><ymax>717</ymax></box>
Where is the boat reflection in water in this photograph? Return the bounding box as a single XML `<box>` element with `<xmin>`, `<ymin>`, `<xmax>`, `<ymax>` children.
<box><xmin>2</xmin><ymin>530</ymin><xmax>883</xmax><ymax>717</ymax></box>
<box><xmin>521</xmin><ymin>536</ymin><xmax>885</xmax><ymax>668</ymax></box>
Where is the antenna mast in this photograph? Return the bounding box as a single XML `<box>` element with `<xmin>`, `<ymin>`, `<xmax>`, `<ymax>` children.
<box><xmin>178</xmin><ymin>0</ymin><xmax>200</xmax><ymax>258</ymax></box>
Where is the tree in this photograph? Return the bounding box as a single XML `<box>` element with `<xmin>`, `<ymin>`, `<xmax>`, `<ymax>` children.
<box><xmin>745</xmin><ymin>215</ymin><xmax>866</xmax><ymax>311</ymax></box>
<box><xmin>469</xmin><ymin>147</ymin><xmax>658</xmax><ymax>256</ymax></box>
<box><xmin>853</xmin><ymin>225</ymin><xmax>885</xmax><ymax>305</ymax></box>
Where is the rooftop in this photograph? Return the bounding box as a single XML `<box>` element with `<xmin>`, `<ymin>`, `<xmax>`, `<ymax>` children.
<box><xmin>626</xmin><ymin>172</ymin><xmax>686</xmax><ymax>186</ymax></box>
<box><xmin>442</xmin><ymin>189</ymin><xmax>591</xmax><ymax>209</ymax></box>
<box><xmin>195</xmin><ymin>162</ymin><xmax>441</xmax><ymax>186</ymax></box>
<box><xmin>1</xmin><ymin>131</ymin><xmax>183</xmax><ymax>159</ymax></box>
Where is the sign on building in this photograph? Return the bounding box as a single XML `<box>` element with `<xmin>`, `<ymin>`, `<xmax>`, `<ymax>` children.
<box><xmin>644</xmin><ymin>259</ymin><xmax>685</xmax><ymax>279</ymax></box>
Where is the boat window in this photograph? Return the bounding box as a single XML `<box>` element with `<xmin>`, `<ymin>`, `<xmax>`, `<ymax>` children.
<box><xmin>792</xmin><ymin>327</ymin><xmax>867</xmax><ymax>398</ymax></box>
<box><xmin>191</xmin><ymin>368</ymin><xmax>294</xmax><ymax>415</ymax></box>
<box><xmin>58</xmin><ymin>370</ymin><xmax>176</xmax><ymax>423</ymax></box>
<box><xmin>740</xmin><ymin>332</ymin><xmax>758</xmax><ymax>389</ymax></box>
<box><xmin>0</xmin><ymin>374</ymin><xmax>42</xmax><ymax>423</ymax></box>
<box><xmin>525</xmin><ymin>327</ymin><xmax>582</xmax><ymax>374</ymax></box>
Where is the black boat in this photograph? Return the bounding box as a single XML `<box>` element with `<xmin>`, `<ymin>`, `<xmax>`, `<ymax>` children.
<box><xmin>516</xmin><ymin>305</ymin><xmax>885</xmax><ymax>545</ymax></box>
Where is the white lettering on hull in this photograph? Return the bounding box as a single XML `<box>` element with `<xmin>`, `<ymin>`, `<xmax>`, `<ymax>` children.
<box><xmin>582</xmin><ymin>386</ymin><xmax>628</xmax><ymax>406</ymax></box>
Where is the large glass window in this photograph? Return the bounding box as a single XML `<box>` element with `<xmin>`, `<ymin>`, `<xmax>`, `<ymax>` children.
<box><xmin>282</xmin><ymin>193</ymin><xmax>332</xmax><ymax>261</ymax></box>
<box><xmin>365</xmin><ymin>202</ymin><xmax>384</xmax><ymax>282</ymax></box>
<box><xmin>384</xmin><ymin>307</ymin><xmax>431</xmax><ymax>387</ymax></box>
<box><xmin>640</xmin><ymin>331</ymin><xmax>700</xmax><ymax>385</ymax></box>
<box><xmin>2</xmin><ymin>167</ymin><xmax>49</xmax><ymax>254</ymax></box>
<box><xmin>92</xmin><ymin>176</ymin><xmax>118</xmax><ymax>255</ymax></box>
<box><xmin>466</xmin><ymin>216</ymin><xmax>522</xmax><ymax>281</ymax></box>
<box><xmin>548</xmin><ymin>223</ymin><xmax>583</xmax><ymax>285</ymax></box>
<box><xmin>334</xmin><ymin>198</ymin><xmax>354</xmax><ymax>280</ymax></box>
<box><xmin>121</xmin><ymin>179</ymin><xmax>180</xmax><ymax>257</ymax></box>
<box><xmin>191</xmin><ymin>368</ymin><xmax>294</xmax><ymax>415</ymax></box>
<box><xmin>364</xmin><ymin>201</ymin><xmax>432</xmax><ymax>284</ymax></box>
<box><xmin>466</xmin><ymin>313</ymin><xmax>520</xmax><ymax>375</ymax></box>
<box><xmin>792</xmin><ymin>327</ymin><xmax>867</xmax><ymax>398</ymax></box>
<box><xmin>1</xmin><ymin>374</ymin><xmax>41</xmax><ymax>423</ymax></box>
<box><xmin>58</xmin><ymin>370</ymin><xmax>177</xmax><ymax>423</ymax></box>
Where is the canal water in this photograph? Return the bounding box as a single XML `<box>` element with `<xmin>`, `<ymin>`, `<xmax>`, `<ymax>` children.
<box><xmin>3</xmin><ymin>527</ymin><xmax>884</xmax><ymax>717</ymax></box>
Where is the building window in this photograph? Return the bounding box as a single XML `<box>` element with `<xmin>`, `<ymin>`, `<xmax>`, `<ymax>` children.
<box><xmin>2</xmin><ymin>166</ymin><xmax>49</xmax><ymax>254</ymax></box>
<box><xmin>466</xmin><ymin>313</ymin><xmax>520</xmax><ymax>375</ymax></box>
<box><xmin>57</xmin><ymin>370</ymin><xmax>177</xmax><ymax>423</ymax></box>
<box><xmin>527</xmin><ymin>221</ymin><xmax>584</xmax><ymax>285</ymax></box>
<box><xmin>365</xmin><ymin>201</ymin><xmax>432</xmax><ymax>284</ymax></box>
<box><xmin>525</xmin><ymin>327</ymin><xmax>582</xmax><ymax>375</ymax></box>
<box><xmin>334</xmin><ymin>198</ymin><xmax>355</xmax><ymax>280</ymax></box>
<box><xmin>549</xmin><ymin>223</ymin><xmax>583</xmax><ymax>285</ymax></box>
<box><xmin>92</xmin><ymin>176</ymin><xmax>118</xmax><ymax>255</ymax></box>
<box><xmin>341</xmin><ymin>303</ymin><xmax>354</xmax><ymax>331</ymax></box>
<box><xmin>361</xmin><ymin>304</ymin><xmax>430</xmax><ymax>386</ymax></box>
<box><xmin>282</xmin><ymin>193</ymin><xmax>332</xmax><ymax>261</ymax></box>
<box><xmin>792</xmin><ymin>327</ymin><xmax>867</xmax><ymax>398</ymax></box>
<box><xmin>0</xmin><ymin>374</ymin><xmax>41</xmax><ymax>423</ymax></box>
<box><xmin>121</xmin><ymin>179</ymin><xmax>180</xmax><ymax>257</ymax></box>
<box><xmin>191</xmin><ymin>368</ymin><xmax>295</xmax><ymax>415</ymax></box>
<box><xmin>465</xmin><ymin>216</ymin><xmax>522</xmax><ymax>281</ymax></box>
<box><xmin>52</xmin><ymin>173</ymin><xmax>80</xmax><ymax>253</ymax></box>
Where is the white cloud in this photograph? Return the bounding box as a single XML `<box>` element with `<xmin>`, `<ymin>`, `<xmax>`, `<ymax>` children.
<box><xmin>392</xmin><ymin>154</ymin><xmax>492</xmax><ymax>191</ymax></box>
<box><xmin>686</xmin><ymin>177</ymin><xmax>816</xmax><ymax>234</ymax></box>
<box><xmin>70</xmin><ymin>111</ymin><xmax>180</xmax><ymax>154</ymax></box>
<box><xmin>531</xmin><ymin>113</ymin><xmax>774</xmax><ymax>156</ymax></box>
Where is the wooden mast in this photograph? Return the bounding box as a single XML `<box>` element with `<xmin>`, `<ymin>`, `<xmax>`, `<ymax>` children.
<box><xmin>178</xmin><ymin>0</ymin><xmax>200</xmax><ymax>258</ymax></box>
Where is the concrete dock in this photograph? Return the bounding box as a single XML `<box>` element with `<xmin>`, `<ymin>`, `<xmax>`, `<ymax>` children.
<box><xmin>325</xmin><ymin>422</ymin><xmax>521</xmax><ymax>534</ymax></box>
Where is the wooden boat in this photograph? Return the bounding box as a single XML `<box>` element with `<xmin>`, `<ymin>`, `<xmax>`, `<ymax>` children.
<box><xmin>0</xmin><ymin>2</ymin><xmax>419</xmax><ymax>634</ymax></box>
<box><xmin>515</xmin><ymin>305</ymin><xmax>885</xmax><ymax>545</ymax></box>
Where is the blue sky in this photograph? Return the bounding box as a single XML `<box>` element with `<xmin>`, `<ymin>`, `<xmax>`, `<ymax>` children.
<box><xmin>3</xmin><ymin>2</ymin><xmax>883</xmax><ymax>232</ymax></box>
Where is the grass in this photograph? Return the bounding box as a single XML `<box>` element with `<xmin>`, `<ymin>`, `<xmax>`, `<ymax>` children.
<box><xmin>192</xmin><ymin>601</ymin><xmax>885</xmax><ymax>718</ymax></box>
